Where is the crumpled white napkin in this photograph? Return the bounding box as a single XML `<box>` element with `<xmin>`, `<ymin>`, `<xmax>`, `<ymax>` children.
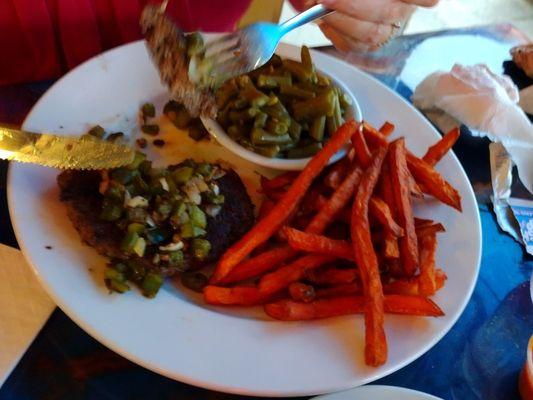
<box><xmin>412</xmin><ymin>63</ymin><xmax>533</xmax><ymax>194</ymax></box>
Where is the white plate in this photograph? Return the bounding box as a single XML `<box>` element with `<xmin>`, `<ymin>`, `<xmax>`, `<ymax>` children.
<box><xmin>8</xmin><ymin>40</ymin><xmax>481</xmax><ymax>397</ymax></box>
<box><xmin>314</xmin><ymin>385</ymin><xmax>443</xmax><ymax>400</ymax></box>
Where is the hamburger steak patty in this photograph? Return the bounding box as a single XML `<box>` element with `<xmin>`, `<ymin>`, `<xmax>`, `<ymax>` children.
<box><xmin>58</xmin><ymin>166</ymin><xmax>254</xmax><ymax>272</ymax></box>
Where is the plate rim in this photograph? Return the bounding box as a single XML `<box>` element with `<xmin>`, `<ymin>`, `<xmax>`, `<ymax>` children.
<box><xmin>7</xmin><ymin>39</ymin><xmax>482</xmax><ymax>397</ymax></box>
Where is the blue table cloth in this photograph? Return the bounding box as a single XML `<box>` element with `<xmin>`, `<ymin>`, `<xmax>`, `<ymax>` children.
<box><xmin>0</xmin><ymin>24</ymin><xmax>531</xmax><ymax>400</ymax></box>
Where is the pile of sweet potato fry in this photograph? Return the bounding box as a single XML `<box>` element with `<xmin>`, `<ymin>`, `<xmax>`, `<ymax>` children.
<box><xmin>204</xmin><ymin>120</ymin><xmax>462</xmax><ymax>367</ymax></box>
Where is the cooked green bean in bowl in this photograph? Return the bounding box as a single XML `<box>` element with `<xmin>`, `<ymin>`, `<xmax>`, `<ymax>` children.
<box><xmin>201</xmin><ymin>46</ymin><xmax>362</xmax><ymax>170</ymax></box>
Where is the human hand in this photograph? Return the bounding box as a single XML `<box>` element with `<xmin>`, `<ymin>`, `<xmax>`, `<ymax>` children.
<box><xmin>317</xmin><ymin>0</ymin><xmax>439</xmax><ymax>52</ymax></box>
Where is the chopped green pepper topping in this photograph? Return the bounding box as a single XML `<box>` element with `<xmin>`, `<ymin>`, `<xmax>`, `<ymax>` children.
<box><xmin>141</xmin><ymin>103</ymin><xmax>156</xmax><ymax>118</ymax></box>
<box><xmin>172</xmin><ymin>166</ymin><xmax>194</xmax><ymax>184</ymax></box>
<box><xmin>141</xmin><ymin>272</ymin><xmax>163</xmax><ymax>298</ymax></box>
<box><xmin>191</xmin><ymin>238</ymin><xmax>211</xmax><ymax>260</ymax></box>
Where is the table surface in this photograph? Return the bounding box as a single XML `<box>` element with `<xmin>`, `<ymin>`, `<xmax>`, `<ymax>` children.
<box><xmin>0</xmin><ymin>24</ymin><xmax>532</xmax><ymax>400</ymax></box>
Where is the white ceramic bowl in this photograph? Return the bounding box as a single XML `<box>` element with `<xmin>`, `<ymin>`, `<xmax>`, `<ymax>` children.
<box><xmin>201</xmin><ymin>61</ymin><xmax>362</xmax><ymax>171</ymax></box>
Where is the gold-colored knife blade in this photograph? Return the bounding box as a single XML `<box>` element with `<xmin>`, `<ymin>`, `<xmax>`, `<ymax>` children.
<box><xmin>0</xmin><ymin>126</ymin><xmax>135</xmax><ymax>169</ymax></box>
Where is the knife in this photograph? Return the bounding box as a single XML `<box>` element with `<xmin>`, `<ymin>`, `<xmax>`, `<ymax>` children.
<box><xmin>0</xmin><ymin>126</ymin><xmax>136</xmax><ymax>169</ymax></box>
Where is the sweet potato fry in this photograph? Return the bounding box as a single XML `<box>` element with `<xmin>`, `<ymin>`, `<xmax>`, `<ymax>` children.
<box><xmin>315</xmin><ymin>282</ymin><xmax>361</xmax><ymax>298</ymax></box>
<box><xmin>203</xmin><ymin>285</ymin><xmax>266</xmax><ymax>306</ymax></box>
<box><xmin>306</xmin><ymin>162</ymin><xmax>363</xmax><ymax>234</ymax></box>
<box><xmin>389</xmin><ymin>139</ymin><xmax>419</xmax><ymax>276</ymax></box>
<box><xmin>284</xmin><ymin>227</ymin><xmax>354</xmax><ymax>260</ymax></box>
<box><xmin>378</xmin><ymin>166</ymin><xmax>401</xmax><ymax>260</ymax></box>
<box><xmin>423</xmin><ymin>127</ymin><xmax>460</xmax><ymax>166</ymax></box>
<box><xmin>383</xmin><ymin>278</ymin><xmax>419</xmax><ymax>296</ymax></box>
<box><xmin>258</xmin><ymin>254</ymin><xmax>335</xmax><ymax>296</ymax></box>
<box><xmin>289</xmin><ymin>282</ymin><xmax>316</xmax><ymax>303</ymax></box>
<box><xmin>414</xmin><ymin>218</ymin><xmax>434</xmax><ymax>227</ymax></box>
<box><xmin>379</xmin><ymin>121</ymin><xmax>395</xmax><ymax>136</ymax></box>
<box><xmin>362</xmin><ymin>121</ymin><xmax>389</xmax><ymax>149</ymax></box>
<box><xmin>369</xmin><ymin>197</ymin><xmax>404</xmax><ymax>237</ymax></box>
<box><xmin>351</xmin><ymin>123</ymin><xmax>372</xmax><ymax>168</ymax></box>
<box><xmin>263</xmin><ymin>188</ymin><xmax>286</xmax><ymax>202</ymax></box>
<box><xmin>385</xmin><ymin>295</ymin><xmax>444</xmax><ymax>317</ymax></box>
<box><xmin>305</xmin><ymin>267</ymin><xmax>359</xmax><ymax>285</ymax></box>
<box><xmin>350</xmin><ymin>146</ymin><xmax>388</xmax><ymax>367</ymax></box>
<box><xmin>323</xmin><ymin>158</ymin><xmax>348</xmax><ymax>190</ymax></box>
<box><xmin>435</xmin><ymin>269</ymin><xmax>447</xmax><ymax>290</ymax></box>
<box><xmin>260</xmin><ymin>171</ymin><xmax>298</xmax><ymax>191</ymax></box>
<box><xmin>264</xmin><ymin>295</ymin><xmax>444</xmax><ymax>321</ymax></box>
<box><xmin>409</xmin><ymin>174</ymin><xmax>424</xmax><ymax>198</ymax></box>
<box><xmin>416</xmin><ymin>223</ymin><xmax>446</xmax><ymax>238</ymax></box>
<box><xmin>218</xmin><ymin>246</ymin><xmax>297</xmax><ymax>285</ymax></box>
<box><xmin>418</xmin><ymin>232</ymin><xmax>438</xmax><ymax>296</ymax></box>
<box><xmin>383</xmin><ymin>269</ymin><xmax>447</xmax><ymax>295</ymax></box>
<box><xmin>406</xmin><ymin>152</ymin><xmax>462</xmax><ymax>211</ymax></box>
<box><xmin>212</xmin><ymin>120</ymin><xmax>358</xmax><ymax>283</ymax></box>
<box><xmin>383</xmin><ymin>238</ymin><xmax>400</xmax><ymax>259</ymax></box>
<box><xmin>258</xmin><ymin>199</ymin><xmax>275</xmax><ymax>220</ymax></box>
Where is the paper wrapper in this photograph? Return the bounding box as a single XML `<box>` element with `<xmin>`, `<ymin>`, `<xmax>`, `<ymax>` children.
<box><xmin>413</xmin><ymin>64</ymin><xmax>533</xmax><ymax>253</ymax></box>
<box><xmin>412</xmin><ymin>64</ymin><xmax>533</xmax><ymax>194</ymax></box>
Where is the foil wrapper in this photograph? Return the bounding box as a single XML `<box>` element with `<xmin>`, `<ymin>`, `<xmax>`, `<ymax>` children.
<box><xmin>0</xmin><ymin>127</ymin><xmax>135</xmax><ymax>170</ymax></box>
<box><xmin>490</xmin><ymin>142</ymin><xmax>533</xmax><ymax>255</ymax></box>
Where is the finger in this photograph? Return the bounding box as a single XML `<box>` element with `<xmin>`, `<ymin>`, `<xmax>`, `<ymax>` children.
<box><xmin>400</xmin><ymin>0</ymin><xmax>439</xmax><ymax>6</ymax></box>
<box><xmin>320</xmin><ymin>0</ymin><xmax>414</xmax><ymax>24</ymax></box>
<box><xmin>320</xmin><ymin>22</ymin><xmax>381</xmax><ymax>53</ymax></box>
<box><xmin>323</xmin><ymin>13</ymin><xmax>396</xmax><ymax>47</ymax></box>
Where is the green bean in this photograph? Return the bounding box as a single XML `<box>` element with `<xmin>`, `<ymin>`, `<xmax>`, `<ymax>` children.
<box><xmin>292</xmin><ymin>88</ymin><xmax>335</xmax><ymax>121</ymax></box>
<box><xmin>280</xmin><ymin>83</ymin><xmax>316</xmax><ymax>99</ymax></box>
<box><xmin>333</xmin><ymin>93</ymin><xmax>343</xmax><ymax>127</ymax></box>
<box><xmin>186</xmin><ymin>32</ymin><xmax>205</xmax><ymax>56</ymax></box>
<box><xmin>338</xmin><ymin>91</ymin><xmax>353</xmax><ymax>110</ymax></box>
<box><xmin>241</xmin><ymin>85</ymin><xmax>269</xmax><ymax>108</ymax></box>
<box><xmin>288</xmin><ymin>118</ymin><xmax>302</xmax><ymax>142</ymax></box>
<box><xmin>282</xmin><ymin>59</ymin><xmax>313</xmax><ymax>82</ymax></box>
<box><xmin>236</xmin><ymin>75</ymin><xmax>253</xmax><ymax>89</ymax></box>
<box><xmin>254</xmin><ymin>144</ymin><xmax>280</xmax><ymax>158</ymax></box>
<box><xmin>278</xmin><ymin>142</ymin><xmax>297</xmax><ymax>152</ymax></box>
<box><xmin>253</xmin><ymin>112</ymin><xmax>268</xmax><ymax>128</ymax></box>
<box><xmin>237</xmin><ymin>138</ymin><xmax>255</xmax><ymax>151</ymax></box>
<box><xmin>263</xmin><ymin>101</ymin><xmax>290</xmax><ymax>125</ymax></box>
<box><xmin>215</xmin><ymin>79</ymin><xmax>238</xmax><ymax>109</ymax></box>
<box><xmin>265</xmin><ymin>118</ymin><xmax>289</xmax><ymax>135</ymax></box>
<box><xmin>229</xmin><ymin>107</ymin><xmax>258</xmax><ymax>123</ymax></box>
<box><xmin>257</xmin><ymin>74</ymin><xmax>292</xmax><ymax>89</ymax></box>
<box><xmin>309</xmin><ymin>116</ymin><xmax>326</xmax><ymax>141</ymax></box>
<box><xmin>316</xmin><ymin>73</ymin><xmax>330</xmax><ymax>87</ymax></box>
<box><xmin>227</xmin><ymin>124</ymin><xmax>249</xmax><ymax>139</ymax></box>
<box><xmin>251</xmin><ymin>128</ymin><xmax>292</xmax><ymax>146</ymax></box>
<box><xmin>287</xmin><ymin>142</ymin><xmax>323</xmax><ymax>158</ymax></box>
<box><xmin>326</xmin><ymin>115</ymin><xmax>338</xmax><ymax>135</ymax></box>
<box><xmin>301</xmin><ymin>46</ymin><xmax>313</xmax><ymax>71</ymax></box>
<box><xmin>233</xmin><ymin>98</ymin><xmax>248</xmax><ymax>110</ymax></box>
